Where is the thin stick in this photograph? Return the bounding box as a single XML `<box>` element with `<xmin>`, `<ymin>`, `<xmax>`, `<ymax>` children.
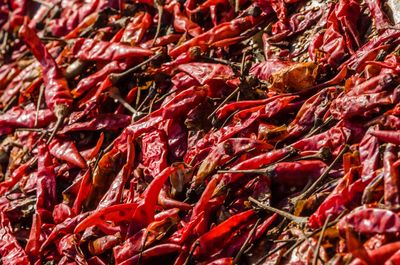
<box><xmin>32</xmin><ymin>0</ymin><xmax>52</xmax><ymax>8</ymax></box>
<box><xmin>291</xmin><ymin>144</ymin><xmax>349</xmax><ymax>204</ymax></box>
<box><xmin>249</xmin><ymin>197</ymin><xmax>308</xmax><ymax>224</ymax></box>
<box><xmin>254</xmin><ymin>241</ymin><xmax>292</xmax><ymax>265</ymax></box>
<box><xmin>234</xmin><ymin>219</ymin><xmax>261</xmax><ymax>263</ymax></box>
<box><xmin>207</xmin><ymin>86</ymin><xmax>240</xmax><ymax>120</ymax></box>
<box><xmin>106</xmin><ymin>91</ymin><xmax>141</xmax><ymax>116</ymax></box>
<box><xmin>35</xmin><ymin>84</ymin><xmax>44</xmax><ymax>127</ymax></box>
<box><xmin>152</xmin><ymin>2</ymin><xmax>163</xmax><ymax>47</ymax></box>
<box><xmin>109</xmin><ymin>53</ymin><xmax>162</xmax><ymax>84</ymax></box>
<box><xmin>312</xmin><ymin>215</ymin><xmax>331</xmax><ymax>265</ymax></box>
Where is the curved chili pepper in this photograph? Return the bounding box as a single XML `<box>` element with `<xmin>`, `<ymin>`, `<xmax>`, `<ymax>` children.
<box><xmin>74</xmin><ymin>203</ymin><xmax>138</xmax><ymax>233</ymax></box>
<box><xmin>19</xmin><ymin>20</ymin><xmax>73</xmax><ymax>113</ymax></box>
<box><xmin>121</xmin><ymin>12</ymin><xmax>152</xmax><ymax>45</ymax></box>
<box><xmin>194</xmin><ymin>209</ymin><xmax>255</xmax><ymax>258</ymax></box>
<box><xmin>72</xmin><ymin>61</ymin><xmax>127</xmax><ymax>98</ymax></box>
<box><xmin>0</xmin><ymin>159</ymin><xmax>31</xmax><ymax>196</ymax></box>
<box><xmin>165</xmin><ymin>1</ymin><xmax>203</xmax><ymax>37</ymax></box>
<box><xmin>129</xmin><ymin>166</ymin><xmax>177</xmax><ymax>234</ymax></box>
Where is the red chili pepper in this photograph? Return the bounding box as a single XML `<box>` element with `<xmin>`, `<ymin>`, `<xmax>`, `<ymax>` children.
<box><xmin>72</xmin><ymin>169</ymin><xmax>92</xmax><ymax>215</ymax></box>
<box><xmin>0</xmin><ymin>213</ymin><xmax>30</xmax><ymax>265</ymax></box>
<box><xmin>383</xmin><ymin>144</ymin><xmax>400</xmax><ymax>206</ymax></box>
<box><xmin>0</xmin><ymin>103</ymin><xmax>55</xmax><ymax>128</ymax></box>
<box><xmin>169</xmin><ymin>14</ymin><xmax>265</xmax><ymax>57</ymax></box>
<box><xmin>49</xmin><ymin>138</ymin><xmax>87</xmax><ymax>169</ymax></box>
<box><xmin>338</xmin><ymin>207</ymin><xmax>400</xmax><ymax>235</ymax></box>
<box><xmin>350</xmin><ymin>241</ymin><xmax>400</xmax><ymax>265</ymax></box>
<box><xmin>40</xmin><ymin>212</ymin><xmax>92</xmax><ymax>251</ymax></box>
<box><xmin>195</xmin><ymin>138</ymin><xmax>272</xmax><ymax>185</ymax></box>
<box><xmin>140</xmin><ymin>130</ymin><xmax>168</xmax><ymax>177</ymax></box>
<box><xmin>165</xmin><ymin>1</ymin><xmax>203</xmax><ymax>37</ymax></box>
<box><xmin>98</xmin><ymin>138</ymin><xmax>135</xmax><ymax>209</ymax></box>
<box><xmin>194</xmin><ymin>209</ymin><xmax>255</xmax><ymax>258</ymax></box>
<box><xmin>74</xmin><ymin>203</ymin><xmax>138</xmax><ymax>233</ymax></box>
<box><xmin>0</xmin><ymin>159</ymin><xmax>32</xmax><ymax>196</ymax></box>
<box><xmin>120</xmin><ymin>12</ymin><xmax>152</xmax><ymax>45</ymax></box>
<box><xmin>359</xmin><ymin>127</ymin><xmax>380</xmax><ymax>180</ymax></box>
<box><xmin>129</xmin><ymin>166</ymin><xmax>177</xmax><ymax>233</ymax></box>
<box><xmin>25</xmin><ymin>213</ymin><xmax>41</xmax><ymax>259</ymax></box>
<box><xmin>36</xmin><ymin>143</ymin><xmax>57</xmax><ymax>211</ymax></box>
<box><xmin>19</xmin><ymin>20</ymin><xmax>73</xmax><ymax>113</ymax></box>
<box><xmin>370</xmin><ymin>130</ymin><xmax>400</xmax><ymax>145</ymax></box>
<box><xmin>71</xmin><ymin>61</ymin><xmax>127</xmax><ymax>98</ymax></box>
<box><xmin>48</xmin><ymin>0</ymin><xmax>100</xmax><ymax>37</ymax></box>
<box><xmin>118</xmin><ymin>243</ymin><xmax>182</xmax><ymax>265</ymax></box>
<box><xmin>71</xmin><ymin>38</ymin><xmax>154</xmax><ymax>62</ymax></box>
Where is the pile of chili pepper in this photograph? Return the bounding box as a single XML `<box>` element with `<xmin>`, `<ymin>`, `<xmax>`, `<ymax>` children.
<box><xmin>0</xmin><ymin>0</ymin><xmax>400</xmax><ymax>264</ymax></box>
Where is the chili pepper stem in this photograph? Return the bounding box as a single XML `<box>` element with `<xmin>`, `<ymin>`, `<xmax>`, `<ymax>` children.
<box><xmin>106</xmin><ymin>90</ymin><xmax>143</xmax><ymax>117</ymax></box>
<box><xmin>183</xmin><ymin>241</ymin><xmax>199</xmax><ymax>265</ymax></box>
<box><xmin>234</xmin><ymin>219</ymin><xmax>261</xmax><ymax>263</ymax></box>
<box><xmin>249</xmin><ymin>197</ymin><xmax>308</xmax><ymax>224</ymax></box>
<box><xmin>312</xmin><ymin>215</ymin><xmax>331</xmax><ymax>265</ymax></box>
<box><xmin>208</xmin><ymin>86</ymin><xmax>240</xmax><ymax>120</ymax></box>
<box><xmin>46</xmin><ymin>104</ymin><xmax>69</xmax><ymax>144</ymax></box>
<box><xmin>35</xmin><ymin>84</ymin><xmax>45</xmax><ymax>127</ymax></box>
<box><xmin>109</xmin><ymin>52</ymin><xmax>163</xmax><ymax>84</ymax></box>
<box><xmin>291</xmin><ymin>144</ymin><xmax>349</xmax><ymax>204</ymax></box>
<box><xmin>217</xmin><ymin>168</ymin><xmax>268</xmax><ymax>174</ymax></box>
<box><xmin>152</xmin><ymin>1</ymin><xmax>164</xmax><ymax>47</ymax></box>
<box><xmin>32</xmin><ymin>0</ymin><xmax>52</xmax><ymax>7</ymax></box>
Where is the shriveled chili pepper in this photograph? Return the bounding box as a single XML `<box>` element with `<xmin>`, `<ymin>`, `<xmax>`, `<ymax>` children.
<box><xmin>382</xmin><ymin>144</ymin><xmax>400</xmax><ymax>206</ymax></box>
<box><xmin>71</xmin><ymin>38</ymin><xmax>154</xmax><ymax>62</ymax></box>
<box><xmin>129</xmin><ymin>166</ymin><xmax>177</xmax><ymax>234</ymax></box>
<box><xmin>19</xmin><ymin>19</ymin><xmax>73</xmax><ymax>142</ymax></box>
<box><xmin>338</xmin><ymin>207</ymin><xmax>400</xmax><ymax>235</ymax></box>
<box><xmin>0</xmin><ymin>213</ymin><xmax>30</xmax><ymax>265</ymax></box>
<box><xmin>169</xmin><ymin>13</ymin><xmax>266</xmax><ymax>57</ymax></box>
<box><xmin>49</xmin><ymin>137</ymin><xmax>87</xmax><ymax>169</ymax></box>
<box><xmin>194</xmin><ymin>209</ymin><xmax>255</xmax><ymax>258</ymax></box>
